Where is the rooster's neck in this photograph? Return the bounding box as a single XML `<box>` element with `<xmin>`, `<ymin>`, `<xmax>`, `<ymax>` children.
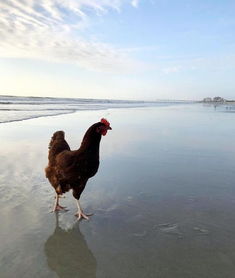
<box><xmin>79</xmin><ymin>132</ymin><xmax>102</xmax><ymax>154</ymax></box>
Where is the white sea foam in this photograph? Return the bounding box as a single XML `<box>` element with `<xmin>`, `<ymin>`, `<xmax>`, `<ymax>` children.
<box><xmin>0</xmin><ymin>95</ymin><xmax>188</xmax><ymax>124</ymax></box>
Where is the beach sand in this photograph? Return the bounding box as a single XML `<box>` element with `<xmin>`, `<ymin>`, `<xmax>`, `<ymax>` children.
<box><xmin>1</xmin><ymin>105</ymin><xmax>235</xmax><ymax>278</ymax></box>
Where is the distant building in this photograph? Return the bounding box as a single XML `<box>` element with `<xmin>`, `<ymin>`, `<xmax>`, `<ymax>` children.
<box><xmin>202</xmin><ymin>97</ymin><xmax>226</xmax><ymax>103</ymax></box>
<box><xmin>213</xmin><ymin>97</ymin><xmax>225</xmax><ymax>102</ymax></box>
<box><xmin>203</xmin><ymin>97</ymin><xmax>212</xmax><ymax>102</ymax></box>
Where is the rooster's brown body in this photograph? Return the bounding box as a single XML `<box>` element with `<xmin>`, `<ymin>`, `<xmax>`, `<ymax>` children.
<box><xmin>45</xmin><ymin>119</ymin><xmax>112</xmax><ymax>219</ymax></box>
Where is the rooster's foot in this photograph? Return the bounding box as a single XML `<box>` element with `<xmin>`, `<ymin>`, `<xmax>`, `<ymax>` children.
<box><xmin>52</xmin><ymin>204</ymin><xmax>67</xmax><ymax>212</ymax></box>
<box><xmin>75</xmin><ymin>200</ymin><xmax>93</xmax><ymax>220</ymax></box>
<box><xmin>75</xmin><ymin>211</ymin><xmax>93</xmax><ymax>221</ymax></box>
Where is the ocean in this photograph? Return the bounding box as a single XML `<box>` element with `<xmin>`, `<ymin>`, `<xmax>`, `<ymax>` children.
<box><xmin>0</xmin><ymin>95</ymin><xmax>188</xmax><ymax>124</ymax></box>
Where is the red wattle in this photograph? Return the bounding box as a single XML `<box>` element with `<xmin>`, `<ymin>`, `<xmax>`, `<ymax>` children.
<box><xmin>102</xmin><ymin>130</ymin><xmax>107</xmax><ymax>136</ymax></box>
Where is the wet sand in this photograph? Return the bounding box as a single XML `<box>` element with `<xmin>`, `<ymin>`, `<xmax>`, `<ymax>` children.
<box><xmin>1</xmin><ymin>105</ymin><xmax>235</xmax><ymax>278</ymax></box>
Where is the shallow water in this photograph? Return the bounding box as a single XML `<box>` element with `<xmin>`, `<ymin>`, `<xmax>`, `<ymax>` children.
<box><xmin>1</xmin><ymin>104</ymin><xmax>235</xmax><ymax>278</ymax></box>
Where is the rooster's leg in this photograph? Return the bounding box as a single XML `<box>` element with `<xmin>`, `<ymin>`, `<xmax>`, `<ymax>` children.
<box><xmin>52</xmin><ymin>193</ymin><xmax>66</xmax><ymax>212</ymax></box>
<box><xmin>54</xmin><ymin>194</ymin><xmax>65</xmax><ymax>199</ymax></box>
<box><xmin>75</xmin><ymin>200</ymin><xmax>92</xmax><ymax>220</ymax></box>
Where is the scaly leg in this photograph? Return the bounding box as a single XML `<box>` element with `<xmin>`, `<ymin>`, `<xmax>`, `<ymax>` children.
<box><xmin>75</xmin><ymin>200</ymin><xmax>92</xmax><ymax>220</ymax></box>
<box><xmin>54</xmin><ymin>194</ymin><xmax>65</xmax><ymax>199</ymax></box>
<box><xmin>52</xmin><ymin>193</ymin><xmax>66</xmax><ymax>212</ymax></box>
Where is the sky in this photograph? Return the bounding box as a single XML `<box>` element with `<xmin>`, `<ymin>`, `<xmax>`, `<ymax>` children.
<box><xmin>0</xmin><ymin>0</ymin><xmax>235</xmax><ymax>100</ymax></box>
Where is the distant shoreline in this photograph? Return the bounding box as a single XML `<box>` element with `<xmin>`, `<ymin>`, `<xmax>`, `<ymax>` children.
<box><xmin>200</xmin><ymin>101</ymin><xmax>235</xmax><ymax>105</ymax></box>
<box><xmin>0</xmin><ymin>95</ymin><xmax>196</xmax><ymax>124</ymax></box>
<box><xmin>0</xmin><ymin>94</ymin><xmax>198</xmax><ymax>104</ymax></box>
<box><xmin>1</xmin><ymin>95</ymin><xmax>233</xmax><ymax>125</ymax></box>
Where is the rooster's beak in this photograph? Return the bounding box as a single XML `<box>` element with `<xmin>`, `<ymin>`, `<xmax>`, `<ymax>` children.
<box><xmin>108</xmin><ymin>126</ymin><xmax>112</xmax><ymax>130</ymax></box>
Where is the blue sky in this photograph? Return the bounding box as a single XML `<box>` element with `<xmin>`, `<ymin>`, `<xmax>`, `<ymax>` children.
<box><xmin>0</xmin><ymin>0</ymin><xmax>235</xmax><ymax>100</ymax></box>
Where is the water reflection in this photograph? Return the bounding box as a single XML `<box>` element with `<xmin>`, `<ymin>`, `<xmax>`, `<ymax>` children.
<box><xmin>44</xmin><ymin>214</ymin><xmax>97</xmax><ymax>278</ymax></box>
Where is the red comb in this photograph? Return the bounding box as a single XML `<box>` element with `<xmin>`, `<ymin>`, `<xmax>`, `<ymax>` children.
<box><xmin>101</xmin><ymin>118</ymin><xmax>110</xmax><ymax>126</ymax></box>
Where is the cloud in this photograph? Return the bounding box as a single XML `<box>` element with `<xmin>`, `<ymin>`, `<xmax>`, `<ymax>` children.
<box><xmin>162</xmin><ymin>66</ymin><xmax>182</xmax><ymax>74</ymax></box>
<box><xmin>159</xmin><ymin>54</ymin><xmax>235</xmax><ymax>73</ymax></box>
<box><xmin>0</xmin><ymin>0</ymin><xmax>141</xmax><ymax>73</ymax></box>
<box><xmin>131</xmin><ymin>0</ymin><xmax>139</xmax><ymax>8</ymax></box>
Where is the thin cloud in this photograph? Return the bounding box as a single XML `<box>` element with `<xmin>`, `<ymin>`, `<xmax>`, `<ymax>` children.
<box><xmin>131</xmin><ymin>0</ymin><xmax>139</xmax><ymax>8</ymax></box>
<box><xmin>162</xmin><ymin>66</ymin><xmax>182</xmax><ymax>74</ymax></box>
<box><xmin>157</xmin><ymin>54</ymin><xmax>235</xmax><ymax>74</ymax></box>
<box><xmin>0</xmin><ymin>0</ymin><xmax>142</xmax><ymax>73</ymax></box>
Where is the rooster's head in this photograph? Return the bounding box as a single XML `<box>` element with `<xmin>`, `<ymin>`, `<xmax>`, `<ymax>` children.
<box><xmin>96</xmin><ymin>118</ymin><xmax>112</xmax><ymax>136</ymax></box>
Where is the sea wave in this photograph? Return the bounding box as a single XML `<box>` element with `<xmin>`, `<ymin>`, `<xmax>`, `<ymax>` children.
<box><xmin>0</xmin><ymin>95</ymin><xmax>188</xmax><ymax>124</ymax></box>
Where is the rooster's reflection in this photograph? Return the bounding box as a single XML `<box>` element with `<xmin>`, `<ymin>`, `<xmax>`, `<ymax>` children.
<box><xmin>44</xmin><ymin>214</ymin><xmax>97</xmax><ymax>278</ymax></box>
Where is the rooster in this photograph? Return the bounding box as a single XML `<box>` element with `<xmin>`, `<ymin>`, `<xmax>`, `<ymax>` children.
<box><xmin>45</xmin><ymin>118</ymin><xmax>112</xmax><ymax>220</ymax></box>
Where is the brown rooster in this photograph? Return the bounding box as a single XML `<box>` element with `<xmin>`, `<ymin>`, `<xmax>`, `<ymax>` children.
<box><xmin>45</xmin><ymin>118</ymin><xmax>112</xmax><ymax>220</ymax></box>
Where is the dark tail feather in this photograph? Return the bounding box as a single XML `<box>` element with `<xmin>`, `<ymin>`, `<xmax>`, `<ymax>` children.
<box><xmin>49</xmin><ymin>131</ymin><xmax>66</xmax><ymax>149</ymax></box>
<box><xmin>47</xmin><ymin>131</ymin><xmax>70</xmax><ymax>166</ymax></box>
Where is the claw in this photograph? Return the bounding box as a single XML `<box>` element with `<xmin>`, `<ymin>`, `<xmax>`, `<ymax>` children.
<box><xmin>51</xmin><ymin>204</ymin><xmax>67</xmax><ymax>212</ymax></box>
<box><xmin>75</xmin><ymin>200</ymin><xmax>93</xmax><ymax>221</ymax></box>
<box><xmin>75</xmin><ymin>211</ymin><xmax>91</xmax><ymax>220</ymax></box>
